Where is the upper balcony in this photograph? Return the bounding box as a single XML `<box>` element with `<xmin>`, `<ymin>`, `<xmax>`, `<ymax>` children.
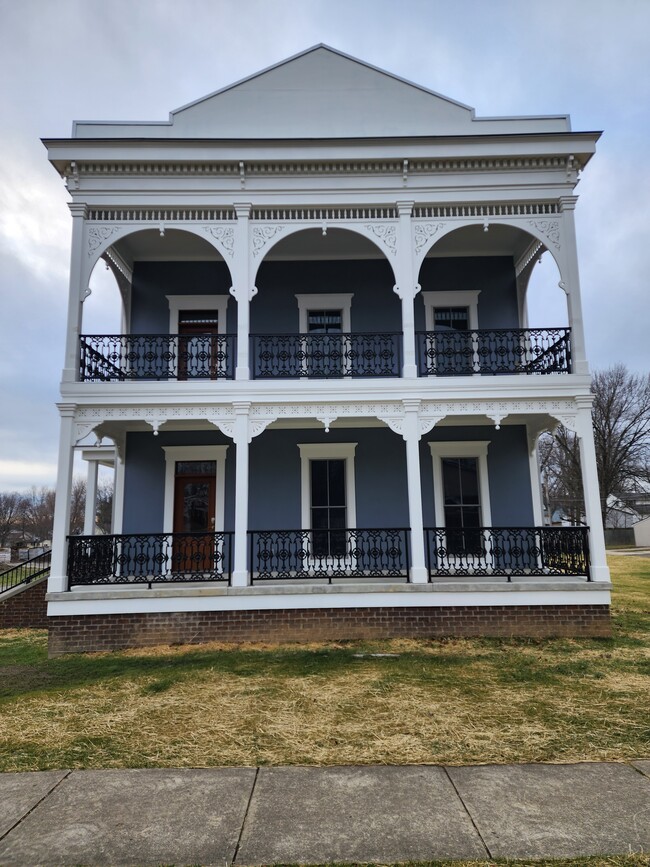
<box><xmin>78</xmin><ymin>326</ymin><xmax>572</xmax><ymax>381</ymax></box>
<box><xmin>73</xmin><ymin>219</ymin><xmax>577</xmax><ymax>388</ymax></box>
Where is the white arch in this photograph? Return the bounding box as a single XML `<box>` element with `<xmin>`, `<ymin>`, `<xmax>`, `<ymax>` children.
<box><xmin>413</xmin><ymin>217</ymin><xmax>565</xmax><ymax>285</ymax></box>
<box><xmin>83</xmin><ymin>223</ymin><xmax>235</xmax><ymax>297</ymax></box>
<box><xmin>249</xmin><ymin>222</ymin><xmax>399</xmax><ymax>285</ymax></box>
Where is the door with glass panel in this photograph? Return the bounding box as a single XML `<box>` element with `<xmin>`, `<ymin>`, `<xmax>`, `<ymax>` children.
<box><xmin>310</xmin><ymin>458</ymin><xmax>347</xmax><ymax>559</ymax></box>
<box><xmin>178</xmin><ymin>310</ymin><xmax>220</xmax><ymax>379</ymax></box>
<box><xmin>433</xmin><ymin>306</ymin><xmax>474</xmax><ymax>375</ymax></box>
<box><xmin>307</xmin><ymin>309</ymin><xmax>345</xmax><ymax>377</ymax></box>
<box><xmin>172</xmin><ymin>460</ymin><xmax>216</xmax><ymax>573</ymax></box>
<box><xmin>441</xmin><ymin>456</ymin><xmax>483</xmax><ymax>555</ymax></box>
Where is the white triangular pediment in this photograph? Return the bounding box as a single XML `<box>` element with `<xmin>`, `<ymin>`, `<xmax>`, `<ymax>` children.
<box><xmin>72</xmin><ymin>46</ymin><xmax>570</xmax><ymax>139</ymax></box>
<box><xmin>169</xmin><ymin>46</ymin><xmax>474</xmax><ymax>138</ymax></box>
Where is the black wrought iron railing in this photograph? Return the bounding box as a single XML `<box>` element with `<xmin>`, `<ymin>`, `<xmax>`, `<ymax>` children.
<box><xmin>67</xmin><ymin>532</ymin><xmax>233</xmax><ymax>586</ymax></box>
<box><xmin>249</xmin><ymin>528</ymin><xmax>410</xmax><ymax>581</ymax></box>
<box><xmin>0</xmin><ymin>549</ymin><xmax>51</xmax><ymax>594</ymax></box>
<box><xmin>251</xmin><ymin>333</ymin><xmax>402</xmax><ymax>378</ymax></box>
<box><xmin>425</xmin><ymin>526</ymin><xmax>590</xmax><ymax>580</ymax></box>
<box><xmin>416</xmin><ymin>328</ymin><xmax>572</xmax><ymax>376</ymax></box>
<box><xmin>79</xmin><ymin>334</ymin><xmax>236</xmax><ymax>381</ymax></box>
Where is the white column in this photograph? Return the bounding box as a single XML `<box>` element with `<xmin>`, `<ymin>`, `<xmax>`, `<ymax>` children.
<box><xmin>83</xmin><ymin>459</ymin><xmax>99</xmax><ymax>535</ymax></box>
<box><xmin>395</xmin><ymin>201</ymin><xmax>418</xmax><ymax>379</ymax></box>
<box><xmin>527</xmin><ymin>429</ymin><xmax>545</xmax><ymax>527</ymax></box>
<box><xmin>231</xmin><ymin>402</ymin><xmax>250</xmax><ymax>586</ymax></box>
<box><xmin>48</xmin><ymin>405</ymin><xmax>77</xmax><ymax>593</ymax></box>
<box><xmin>232</xmin><ymin>203</ymin><xmax>252</xmax><ymax>380</ymax></box>
<box><xmin>62</xmin><ymin>204</ymin><xmax>88</xmax><ymax>383</ymax></box>
<box><xmin>559</xmin><ymin>197</ymin><xmax>589</xmax><ymax>376</ymax></box>
<box><xmin>575</xmin><ymin>403</ymin><xmax>610</xmax><ymax>582</ymax></box>
<box><xmin>112</xmin><ymin>455</ymin><xmax>125</xmax><ymax>534</ymax></box>
<box><xmin>402</xmin><ymin>400</ymin><xmax>428</xmax><ymax>583</ymax></box>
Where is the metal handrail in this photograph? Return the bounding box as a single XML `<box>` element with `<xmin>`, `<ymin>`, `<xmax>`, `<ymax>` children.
<box><xmin>0</xmin><ymin>549</ymin><xmax>51</xmax><ymax>594</ymax></box>
<box><xmin>417</xmin><ymin>327</ymin><xmax>572</xmax><ymax>375</ymax></box>
<box><xmin>424</xmin><ymin>526</ymin><xmax>590</xmax><ymax>580</ymax></box>
<box><xmin>67</xmin><ymin>532</ymin><xmax>233</xmax><ymax>587</ymax></box>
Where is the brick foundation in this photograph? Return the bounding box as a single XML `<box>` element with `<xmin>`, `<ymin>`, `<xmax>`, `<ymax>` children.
<box><xmin>47</xmin><ymin>604</ymin><xmax>611</xmax><ymax>655</ymax></box>
<box><xmin>0</xmin><ymin>578</ymin><xmax>48</xmax><ymax>629</ymax></box>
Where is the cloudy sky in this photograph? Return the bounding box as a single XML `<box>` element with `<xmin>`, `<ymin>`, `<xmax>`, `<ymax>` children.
<box><xmin>0</xmin><ymin>0</ymin><xmax>649</xmax><ymax>491</ymax></box>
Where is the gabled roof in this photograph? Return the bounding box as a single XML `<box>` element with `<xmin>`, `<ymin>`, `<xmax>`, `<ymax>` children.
<box><xmin>72</xmin><ymin>45</ymin><xmax>571</xmax><ymax>139</ymax></box>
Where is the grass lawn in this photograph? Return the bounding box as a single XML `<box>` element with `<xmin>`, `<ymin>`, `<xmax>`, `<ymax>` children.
<box><xmin>0</xmin><ymin>556</ymin><xmax>647</xmax><ymax>773</ymax></box>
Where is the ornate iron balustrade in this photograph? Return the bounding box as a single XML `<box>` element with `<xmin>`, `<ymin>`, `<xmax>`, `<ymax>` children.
<box><xmin>416</xmin><ymin>328</ymin><xmax>571</xmax><ymax>376</ymax></box>
<box><xmin>0</xmin><ymin>549</ymin><xmax>51</xmax><ymax>594</ymax></box>
<box><xmin>67</xmin><ymin>532</ymin><xmax>233</xmax><ymax>586</ymax></box>
<box><xmin>79</xmin><ymin>334</ymin><xmax>236</xmax><ymax>381</ymax></box>
<box><xmin>425</xmin><ymin>526</ymin><xmax>590</xmax><ymax>580</ymax></box>
<box><xmin>249</xmin><ymin>528</ymin><xmax>410</xmax><ymax>581</ymax></box>
<box><xmin>251</xmin><ymin>333</ymin><xmax>402</xmax><ymax>378</ymax></box>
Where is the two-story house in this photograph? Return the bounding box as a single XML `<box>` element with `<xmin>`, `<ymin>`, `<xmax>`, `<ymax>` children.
<box><xmin>43</xmin><ymin>46</ymin><xmax>611</xmax><ymax>654</ymax></box>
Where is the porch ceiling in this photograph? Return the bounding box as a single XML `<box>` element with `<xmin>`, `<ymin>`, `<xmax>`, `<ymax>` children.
<box><xmin>424</xmin><ymin>223</ymin><xmax>538</xmax><ymax>260</ymax></box>
<box><xmin>111</xmin><ymin>228</ymin><xmax>224</xmax><ymax>264</ymax></box>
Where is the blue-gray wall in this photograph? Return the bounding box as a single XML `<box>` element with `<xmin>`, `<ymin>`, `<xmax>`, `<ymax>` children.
<box><xmin>252</xmin><ymin>260</ymin><xmax>400</xmax><ymax>333</ymax></box>
<box><xmin>130</xmin><ymin>262</ymin><xmax>236</xmax><ymax>333</ymax></box>
<box><xmin>420</xmin><ymin>425</ymin><xmax>534</xmax><ymax>526</ymax></box>
<box><xmin>416</xmin><ymin>257</ymin><xmax>519</xmax><ymax>330</ymax></box>
<box><xmin>129</xmin><ymin>257</ymin><xmax>518</xmax><ymax>336</ymax></box>
<box><xmin>122</xmin><ymin>423</ymin><xmax>533</xmax><ymax>533</ymax></box>
<box><xmin>122</xmin><ymin>430</ymin><xmax>235</xmax><ymax>534</ymax></box>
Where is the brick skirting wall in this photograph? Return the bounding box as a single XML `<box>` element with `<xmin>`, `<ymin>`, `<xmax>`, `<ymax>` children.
<box><xmin>48</xmin><ymin>604</ymin><xmax>611</xmax><ymax>655</ymax></box>
<box><xmin>0</xmin><ymin>578</ymin><xmax>48</xmax><ymax>629</ymax></box>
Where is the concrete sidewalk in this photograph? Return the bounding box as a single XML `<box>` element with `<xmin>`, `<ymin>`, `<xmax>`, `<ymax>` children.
<box><xmin>0</xmin><ymin>762</ymin><xmax>648</xmax><ymax>866</ymax></box>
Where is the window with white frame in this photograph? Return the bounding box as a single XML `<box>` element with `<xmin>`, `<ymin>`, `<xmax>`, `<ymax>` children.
<box><xmin>298</xmin><ymin>443</ymin><xmax>357</xmax><ymax>557</ymax></box>
<box><xmin>428</xmin><ymin>441</ymin><xmax>491</xmax><ymax>554</ymax></box>
<box><xmin>295</xmin><ymin>294</ymin><xmax>353</xmax><ymax>376</ymax></box>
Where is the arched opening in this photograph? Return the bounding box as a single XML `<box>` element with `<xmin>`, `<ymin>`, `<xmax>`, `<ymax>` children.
<box><xmin>79</xmin><ymin>228</ymin><xmax>235</xmax><ymax>381</ymax></box>
<box><xmin>252</xmin><ymin>227</ymin><xmax>401</xmax><ymax>379</ymax></box>
<box><xmin>415</xmin><ymin>224</ymin><xmax>570</xmax><ymax>376</ymax></box>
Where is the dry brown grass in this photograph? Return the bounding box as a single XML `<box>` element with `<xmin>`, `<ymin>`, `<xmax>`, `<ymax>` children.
<box><xmin>0</xmin><ymin>555</ymin><xmax>648</xmax><ymax>771</ymax></box>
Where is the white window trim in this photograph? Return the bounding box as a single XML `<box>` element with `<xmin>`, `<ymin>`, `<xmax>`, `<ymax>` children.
<box><xmin>298</xmin><ymin>443</ymin><xmax>357</xmax><ymax>531</ymax></box>
<box><xmin>295</xmin><ymin>294</ymin><xmax>354</xmax><ymax>332</ymax></box>
<box><xmin>428</xmin><ymin>441</ymin><xmax>492</xmax><ymax>528</ymax></box>
<box><xmin>166</xmin><ymin>295</ymin><xmax>229</xmax><ymax>335</ymax></box>
<box><xmin>162</xmin><ymin>445</ymin><xmax>229</xmax><ymax>534</ymax></box>
<box><xmin>421</xmin><ymin>290</ymin><xmax>481</xmax><ymax>331</ymax></box>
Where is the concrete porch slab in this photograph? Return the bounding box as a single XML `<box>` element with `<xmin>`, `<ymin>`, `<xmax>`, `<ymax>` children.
<box><xmin>0</xmin><ymin>768</ymin><xmax>256</xmax><ymax>866</ymax></box>
<box><xmin>0</xmin><ymin>771</ymin><xmax>68</xmax><ymax>838</ymax></box>
<box><xmin>447</xmin><ymin>762</ymin><xmax>650</xmax><ymax>859</ymax></box>
<box><xmin>234</xmin><ymin>765</ymin><xmax>488</xmax><ymax>864</ymax></box>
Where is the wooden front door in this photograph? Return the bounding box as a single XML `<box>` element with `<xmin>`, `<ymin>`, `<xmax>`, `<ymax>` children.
<box><xmin>172</xmin><ymin>460</ymin><xmax>216</xmax><ymax>573</ymax></box>
<box><xmin>178</xmin><ymin>310</ymin><xmax>220</xmax><ymax>379</ymax></box>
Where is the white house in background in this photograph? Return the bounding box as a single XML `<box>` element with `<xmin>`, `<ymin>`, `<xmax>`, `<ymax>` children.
<box><xmin>43</xmin><ymin>46</ymin><xmax>611</xmax><ymax>653</ymax></box>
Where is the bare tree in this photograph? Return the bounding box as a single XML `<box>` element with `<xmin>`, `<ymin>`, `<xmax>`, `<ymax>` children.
<box><xmin>23</xmin><ymin>487</ymin><xmax>56</xmax><ymax>543</ymax></box>
<box><xmin>95</xmin><ymin>480</ymin><xmax>114</xmax><ymax>534</ymax></box>
<box><xmin>70</xmin><ymin>478</ymin><xmax>86</xmax><ymax>535</ymax></box>
<box><xmin>540</xmin><ymin>364</ymin><xmax>650</xmax><ymax>526</ymax></box>
<box><xmin>0</xmin><ymin>492</ymin><xmax>27</xmax><ymax>547</ymax></box>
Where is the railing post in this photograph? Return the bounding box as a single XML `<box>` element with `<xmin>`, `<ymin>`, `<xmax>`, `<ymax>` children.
<box><xmin>231</xmin><ymin>402</ymin><xmax>251</xmax><ymax>586</ymax></box>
